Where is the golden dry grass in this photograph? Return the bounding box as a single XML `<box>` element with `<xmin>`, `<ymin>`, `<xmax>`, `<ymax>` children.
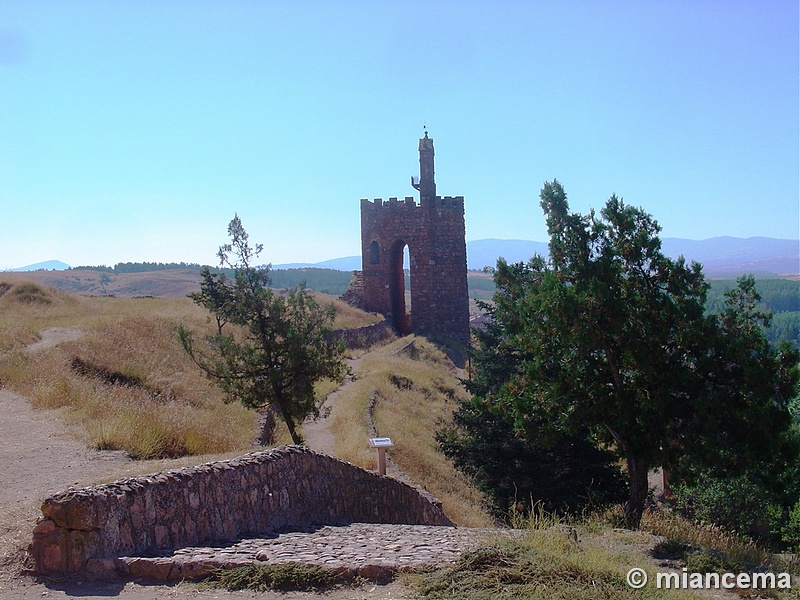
<box><xmin>0</xmin><ymin>280</ymin><xmax>78</xmax><ymax>351</ymax></box>
<box><xmin>311</xmin><ymin>293</ymin><xmax>382</xmax><ymax>329</ymax></box>
<box><xmin>0</xmin><ymin>282</ymin><xmax>256</xmax><ymax>458</ymax></box>
<box><xmin>641</xmin><ymin>508</ymin><xmax>777</xmax><ymax>571</ymax></box>
<box><xmin>0</xmin><ymin>279</ymin><xmax>381</xmax><ymax>460</ymax></box>
<box><xmin>0</xmin><ymin>281</ymin><xmax>305</xmax><ymax>457</ymax></box>
<box><xmin>328</xmin><ymin>335</ymin><xmax>491</xmax><ymax>527</ymax></box>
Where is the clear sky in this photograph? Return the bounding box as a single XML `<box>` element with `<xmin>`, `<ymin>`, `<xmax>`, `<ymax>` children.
<box><xmin>1</xmin><ymin>0</ymin><xmax>798</xmax><ymax>270</ymax></box>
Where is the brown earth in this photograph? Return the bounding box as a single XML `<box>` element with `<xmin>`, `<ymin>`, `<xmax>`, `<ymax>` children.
<box><xmin>0</xmin><ymin>328</ymin><xmax>414</xmax><ymax>599</ymax></box>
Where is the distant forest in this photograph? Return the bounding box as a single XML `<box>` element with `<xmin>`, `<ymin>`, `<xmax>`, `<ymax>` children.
<box><xmin>706</xmin><ymin>279</ymin><xmax>800</xmax><ymax>347</ymax></box>
<box><xmin>70</xmin><ymin>263</ymin><xmax>799</xmax><ymax>347</ymax></box>
<box><xmin>459</xmin><ymin>275</ymin><xmax>800</xmax><ymax>347</ymax></box>
<box><xmin>72</xmin><ymin>262</ymin><xmax>203</xmax><ymax>273</ymax></box>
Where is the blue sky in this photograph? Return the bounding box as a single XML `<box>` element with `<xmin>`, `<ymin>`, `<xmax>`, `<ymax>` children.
<box><xmin>1</xmin><ymin>0</ymin><xmax>797</xmax><ymax>269</ymax></box>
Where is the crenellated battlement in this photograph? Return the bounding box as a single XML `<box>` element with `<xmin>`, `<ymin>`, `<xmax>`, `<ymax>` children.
<box><xmin>361</xmin><ymin>197</ymin><xmax>418</xmax><ymax>209</ymax></box>
<box><xmin>435</xmin><ymin>195</ymin><xmax>465</xmax><ymax>209</ymax></box>
<box><xmin>360</xmin><ymin>196</ymin><xmax>464</xmax><ymax>211</ymax></box>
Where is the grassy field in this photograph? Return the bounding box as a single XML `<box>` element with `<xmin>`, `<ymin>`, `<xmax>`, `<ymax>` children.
<box><xmin>404</xmin><ymin>503</ymin><xmax>800</xmax><ymax>599</ymax></box>
<box><xmin>321</xmin><ymin>335</ymin><xmax>492</xmax><ymax>528</ymax></box>
<box><xmin>0</xmin><ymin>278</ymin><xmax>374</xmax><ymax>459</ymax></box>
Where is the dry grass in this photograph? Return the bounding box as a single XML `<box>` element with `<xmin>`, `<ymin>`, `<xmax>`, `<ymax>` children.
<box><xmin>0</xmin><ymin>504</ymin><xmax>38</xmax><ymax>584</ymax></box>
<box><xmin>641</xmin><ymin>507</ymin><xmax>793</xmax><ymax>574</ymax></box>
<box><xmin>0</xmin><ymin>280</ymin><xmax>78</xmax><ymax>351</ymax></box>
<box><xmin>407</xmin><ymin>510</ymin><xmax>699</xmax><ymax>600</ymax></box>
<box><xmin>3</xmin><ymin>315</ymin><xmax>255</xmax><ymax>458</ymax></box>
<box><xmin>0</xmin><ymin>279</ymin><xmax>380</xmax><ymax>461</ymax></box>
<box><xmin>0</xmin><ymin>280</ymin><xmax>254</xmax><ymax>458</ymax></box>
<box><xmin>311</xmin><ymin>293</ymin><xmax>382</xmax><ymax>329</ymax></box>
<box><xmin>329</xmin><ymin>335</ymin><xmax>491</xmax><ymax>527</ymax></box>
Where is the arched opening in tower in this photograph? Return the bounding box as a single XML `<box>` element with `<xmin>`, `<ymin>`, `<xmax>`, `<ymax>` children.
<box><xmin>389</xmin><ymin>239</ymin><xmax>411</xmax><ymax>335</ymax></box>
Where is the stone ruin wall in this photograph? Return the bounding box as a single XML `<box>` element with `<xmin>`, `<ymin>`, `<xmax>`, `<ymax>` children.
<box><xmin>359</xmin><ymin>196</ymin><xmax>470</xmax><ymax>350</ymax></box>
<box><xmin>31</xmin><ymin>445</ymin><xmax>453</xmax><ymax>576</ymax></box>
<box><xmin>339</xmin><ymin>270</ymin><xmax>365</xmax><ymax>309</ymax></box>
<box><xmin>329</xmin><ymin>317</ymin><xmax>392</xmax><ymax>349</ymax></box>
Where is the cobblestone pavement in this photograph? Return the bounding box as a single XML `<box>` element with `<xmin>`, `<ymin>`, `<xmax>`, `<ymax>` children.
<box><xmin>106</xmin><ymin>523</ymin><xmax>514</xmax><ymax>583</ymax></box>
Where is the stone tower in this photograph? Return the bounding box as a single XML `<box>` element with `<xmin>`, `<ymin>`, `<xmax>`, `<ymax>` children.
<box><xmin>358</xmin><ymin>131</ymin><xmax>470</xmax><ymax>352</ymax></box>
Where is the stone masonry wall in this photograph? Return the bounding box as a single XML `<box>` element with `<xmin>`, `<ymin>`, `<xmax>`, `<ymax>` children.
<box><xmin>329</xmin><ymin>317</ymin><xmax>391</xmax><ymax>349</ymax></box>
<box><xmin>360</xmin><ymin>196</ymin><xmax>470</xmax><ymax>351</ymax></box>
<box><xmin>339</xmin><ymin>270</ymin><xmax>365</xmax><ymax>309</ymax></box>
<box><xmin>31</xmin><ymin>445</ymin><xmax>453</xmax><ymax>576</ymax></box>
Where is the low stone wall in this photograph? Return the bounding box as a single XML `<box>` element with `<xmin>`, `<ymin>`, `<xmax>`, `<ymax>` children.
<box><xmin>330</xmin><ymin>318</ymin><xmax>392</xmax><ymax>349</ymax></box>
<box><xmin>31</xmin><ymin>445</ymin><xmax>453</xmax><ymax>576</ymax></box>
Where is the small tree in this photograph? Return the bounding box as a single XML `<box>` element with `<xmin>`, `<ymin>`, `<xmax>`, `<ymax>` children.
<box><xmin>178</xmin><ymin>215</ymin><xmax>346</xmax><ymax>445</ymax></box>
<box><xmin>473</xmin><ymin>180</ymin><xmax>799</xmax><ymax>529</ymax></box>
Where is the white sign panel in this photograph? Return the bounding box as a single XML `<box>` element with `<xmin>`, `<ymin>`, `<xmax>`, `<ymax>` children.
<box><xmin>369</xmin><ymin>437</ymin><xmax>394</xmax><ymax>448</ymax></box>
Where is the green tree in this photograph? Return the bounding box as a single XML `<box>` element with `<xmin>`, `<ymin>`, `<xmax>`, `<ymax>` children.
<box><xmin>477</xmin><ymin>180</ymin><xmax>798</xmax><ymax>529</ymax></box>
<box><xmin>178</xmin><ymin>215</ymin><xmax>346</xmax><ymax>445</ymax></box>
<box><xmin>671</xmin><ymin>416</ymin><xmax>800</xmax><ymax>545</ymax></box>
<box><xmin>437</xmin><ymin>398</ymin><xmax>627</xmax><ymax>520</ymax></box>
<box><xmin>438</xmin><ymin>302</ymin><xmax>626</xmax><ymax>519</ymax></box>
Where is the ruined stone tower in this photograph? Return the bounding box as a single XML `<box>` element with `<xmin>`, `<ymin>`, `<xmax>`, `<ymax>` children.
<box><xmin>358</xmin><ymin>131</ymin><xmax>470</xmax><ymax>351</ymax></box>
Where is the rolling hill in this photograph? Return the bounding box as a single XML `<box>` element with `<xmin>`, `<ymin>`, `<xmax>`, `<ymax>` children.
<box><xmin>7</xmin><ymin>237</ymin><xmax>797</xmax><ymax>295</ymax></box>
<box><xmin>271</xmin><ymin>237</ymin><xmax>798</xmax><ymax>278</ymax></box>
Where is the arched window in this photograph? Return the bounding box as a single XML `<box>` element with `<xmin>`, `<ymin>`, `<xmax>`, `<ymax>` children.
<box><xmin>369</xmin><ymin>241</ymin><xmax>380</xmax><ymax>264</ymax></box>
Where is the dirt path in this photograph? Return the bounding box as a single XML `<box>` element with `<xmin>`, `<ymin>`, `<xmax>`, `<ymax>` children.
<box><xmin>301</xmin><ymin>345</ymin><xmax>413</xmax><ymax>484</ymax></box>
<box><xmin>0</xmin><ymin>330</ymin><xmax>413</xmax><ymax>599</ymax></box>
<box><xmin>22</xmin><ymin>326</ymin><xmax>83</xmax><ymax>354</ymax></box>
<box><xmin>301</xmin><ymin>354</ymin><xmax>365</xmax><ymax>457</ymax></box>
<box><xmin>1</xmin><ymin>328</ymin><xmax>131</xmax><ymax>507</ymax></box>
<box><xmin>0</xmin><ymin>389</ymin><xmax>132</xmax><ymax>509</ymax></box>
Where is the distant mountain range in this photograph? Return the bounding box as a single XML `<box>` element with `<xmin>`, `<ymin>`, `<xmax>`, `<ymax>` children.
<box><xmin>9</xmin><ymin>237</ymin><xmax>799</xmax><ymax>278</ymax></box>
<box><xmin>275</xmin><ymin>237</ymin><xmax>798</xmax><ymax>278</ymax></box>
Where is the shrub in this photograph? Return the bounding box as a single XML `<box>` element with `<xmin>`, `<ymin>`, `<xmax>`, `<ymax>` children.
<box><xmin>780</xmin><ymin>500</ymin><xmax>800</xmax><ymax>552</ymax></box>
<box><xmin>671</xmin><ymin>473</ymin><xmax>785</xmax><ymax>542</ymax></box>
<box><xmin>9</xmin><ymin>282</ymin><xmax>53</xmax><ymax>304</ymax></box>
<box><xmin>206</xmin><ymin>563</ymin><xmax>345</xmax><ymax>592</ymax></box>
<box><xmin>437</xmin><ymin>396</ymin><xmax>627</xmax><ymax>521</ymax></box>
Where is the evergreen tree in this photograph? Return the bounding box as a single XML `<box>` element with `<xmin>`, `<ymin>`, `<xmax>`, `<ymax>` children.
<box><xmin>178</xmin><ymin>215</ymin><xmax>346</xmax><ymax>444</ymax></box>
<box><xmin>461</xmin><ymin>181</ymin><xmax>799</xmax><ymax>529</ymax></box>
<box><xmin>439</xmin><ymin>300</ymin><xmax>626</xmax><ymax>519</ymax></box>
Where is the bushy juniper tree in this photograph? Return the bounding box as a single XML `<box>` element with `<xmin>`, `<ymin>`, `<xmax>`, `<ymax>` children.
<box><xmin>438</xmin><ymin>306</ymin><xmax>627</xmax><ymax>520</ymax></box>
<box><xmin>178</xmin><ymin>215</ymin><xmax>346</xmax><ymax>445</ymax></box>
<box><xmin>459</xmin><ymin>180</ymin><xmax>798</xmax><ymax>529</ymax></box>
